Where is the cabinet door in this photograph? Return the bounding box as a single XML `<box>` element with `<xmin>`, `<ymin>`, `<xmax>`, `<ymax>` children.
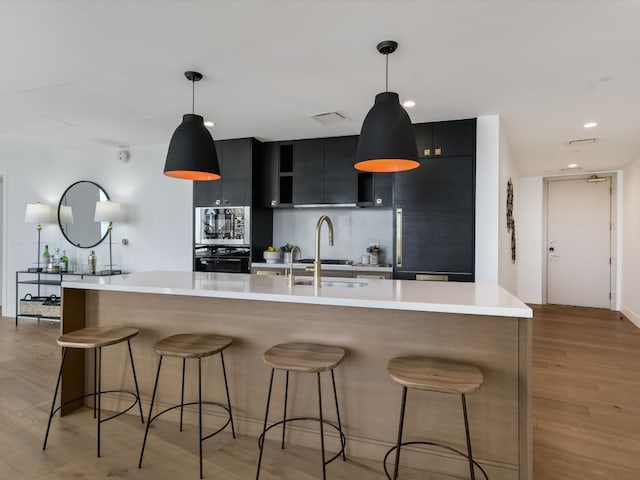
<box><xmin>324</xmin><ymin>136</ymin><xmax>357</xmax><ymax>204</ymax></box>
<box><xmin>194</xmin><ymin>180</ymin><xmax>219</xmax><ymax>207</ymax></box>
<box><xmin>394</xmin><ymin>155</ymin><xmax>475</xmax><ymax>277</ymax></box>
<box><xmin>221</xmin><ymin>139</ymin><xmax>252</xmax><ymax>206</ymax></box>
<box><xmin>293</xmin><ymin>139</ymin><xmax>324</xmax><ymax>204</ymax></box>
<box><xmin>261</xmin><ymin>142</ymin><xmax>279</xmax><ymax>208</ymax></box>
<box><xmin>373</xmin><ymin>172</ymin><xmax>393</xmax><ymax>207</ymax></box>
<box><xmin>432</xmin><ymin>119</ymin><xmax>476</xmax><ymax>157</ymax></box>
<box><xmin>413</xmin><ymin>123</ymin><xmax>433</xmax><ymax>158</ymax></box>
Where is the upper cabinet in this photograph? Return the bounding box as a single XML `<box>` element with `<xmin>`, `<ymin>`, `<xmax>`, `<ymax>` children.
<box><xmin>194</xmin><ymin>138</ymin><xmax>260</xmax><ymax>207</ymax></box>
<box><xmin>261</xmin><ymin>142</ymin><xmax>293</xmax><ymax>208</ymax></box>
<box><xmin>413</xmin><ymin>119</ymin><xmax>477</xmax><ymax>158</ymax></box>
<box><xmin>263</xmin><ymin>136</ymin><xmax>357</xmax><ymax>207</ymax></box>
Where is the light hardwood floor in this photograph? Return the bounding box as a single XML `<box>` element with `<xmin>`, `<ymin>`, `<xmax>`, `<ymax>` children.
<box><xmin>2</xmin><ymin>305</ymin><xmax>639</xmax><ymax>479</ymax></box>
<box><xmin>532</xmin><ymin>305</ymin><xmax>640</xmax><ymax>480</ymax></box>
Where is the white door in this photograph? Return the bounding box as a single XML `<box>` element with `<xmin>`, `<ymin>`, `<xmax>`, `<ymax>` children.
<box><xmin>547</xmin><ymin>177</ymin><xmax>611</xmax><ymax>308</ymax></box>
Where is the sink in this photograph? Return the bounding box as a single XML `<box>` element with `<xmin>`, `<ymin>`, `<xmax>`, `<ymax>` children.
<box><xmin>293</xmin><ymin>279</ymin><xmax>367</xmax><ymax>288</ymax></box>
<box><xmin>297</xmin><ymin>259</ymin><xmax>353</xmax><ymax>265</ymax></box>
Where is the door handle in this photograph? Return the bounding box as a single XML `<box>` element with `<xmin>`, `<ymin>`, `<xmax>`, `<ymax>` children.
<box><xmin>396</xmin><ymin>208</ymin><xmax>402</xmax><ymax>267</ymax></box>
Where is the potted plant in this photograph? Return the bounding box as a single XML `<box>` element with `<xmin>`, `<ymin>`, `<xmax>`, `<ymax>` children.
<box><xmin>366</xmin><ymin>245</ymin><xmax>381</xmax><ymax>265</ymax></box>
<box><xmin>280</xmin><ymin>243</ymin><xmax>295</xmax><ymax>264</ymax></box>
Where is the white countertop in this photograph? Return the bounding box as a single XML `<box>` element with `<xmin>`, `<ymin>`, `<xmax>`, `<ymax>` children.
<box><xmin>62</xmin><ymin>271</ymin><xmax>532</xmax><ymax>318</ymax></box>
<box><xmin>251</xmin><ymin>262</ymin><xmax>392</xmax><ymax>272</ymax></box>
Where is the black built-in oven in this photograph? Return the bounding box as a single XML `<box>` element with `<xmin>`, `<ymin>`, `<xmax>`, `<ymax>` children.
<box><xmin>194</xmin><ymin>246</ymin><xmax>251</xmax><ymax>273</ymax></box>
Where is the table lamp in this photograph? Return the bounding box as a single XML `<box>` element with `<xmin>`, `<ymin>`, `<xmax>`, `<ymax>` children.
<box><xmin>24</xmin><ymin>203</ymin><xmax>54</xmax><ymax>272</ymax></box>
<box><xmin>94</xmin><ymin>200</ymin><xmax>122</xmax><ymax>275</ymax></box>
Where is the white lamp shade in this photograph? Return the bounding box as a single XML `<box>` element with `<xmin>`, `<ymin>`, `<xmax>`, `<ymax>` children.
<box><xmin>59</xmin><ymin>205</ymin><xmax>74</xmax><ymax>225</ymax></box>
<box><xmin>24</xmin><ymin>203</ymin><xmax>54</xmax><ymax>224</ymax></box>
<box><xmin>94</xmin><ymin>200</ymin><xmax>123</xmax><ymax>222</ymax></box>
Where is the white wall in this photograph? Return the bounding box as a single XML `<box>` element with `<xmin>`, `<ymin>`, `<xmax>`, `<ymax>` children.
<box><xmin>273</xmin><ymin>207</ymin><xmax>392</xmax><ymax>264</ymax></box>
<box><xmin>475</xmin><ymin>115</ymin><xmax>499</xmax><ymax>284</ymax></box>
<box><xmin>517</xmin><ymin>177</ymin><xmax>544</xmax><ymax>304</ymax></box>
<box><xmin>0</xmin><ymin>140</ymin><xmax>193</xmax><ymax>317</ymax></box>
<box><xmin>622</xmin><ymin>157</ymin><xmax>640</xmax><ymax>326</ymax></box>
<box><xmin>497</xmin><ymin>118</ymin><xmax>519</xmax><ymax>294</ymax></box>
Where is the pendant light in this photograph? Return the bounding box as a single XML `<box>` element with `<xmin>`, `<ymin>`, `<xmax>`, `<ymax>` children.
<box><xmin>164</xmin><ymin>71</ymin><xmax>221</xmax><ymax>181</ymax></box>
<box><xmin>354</xmin><ymin>40</ymin><xmax>419</xmax><ymax>173</ymax></box>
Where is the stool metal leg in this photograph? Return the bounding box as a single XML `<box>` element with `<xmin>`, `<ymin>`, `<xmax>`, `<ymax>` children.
<box><xmin>281</xmin><ymin>370</ymin><xmax>289</xmax><ymax>449</ymax></box>
<box><xmin>256</xmin><ymin>368</ymin><xmax>275</xmax><ymax>480</ymax></box>
<box><xmin>180</xmin><ymin>357</ymin><xmax>186</xmax><ymax>432</ymax></box>
<box><xmin>96</xmin><ymin>347</ymin><xmax>102</xmax><ymax>457</ymax></box>
<box><xmin>127</xmin><ymin>339</ymin><xmax>145</xmax><ymax>423</ymax></box>
<box><xmin>139</xmin><ymin>355</ymin><xmax>163</xmax><ymax>468</ymax></box>
<box><xmin>317</xmin><ymin>372</ymin><xmax>326</xmax><ymax>480</ymax></box>
<box><xmin>220</xmin><ymin>351</ymin><xmax>236</xmax><ymax>438</ymax></box>
<box><xmin>43</xmin><ymin>347</ymin><xmax>68</xmax><ymax>450</ymax></box>
<box><xmin>462</xmin><ymin>394</ymin><xmax>476</xmax><ymax>480</ymax></box>
<box><xmin>93</xmin><ymin>348</ymin><xmax>98</xmax><ymax>419</ymax></box>
<box><xmin>392</xmin><ymin>387</ymin><xmax>408</xmax><ymax>480</ymax></box>
<box><xmin>330</xmin><ymin>369</ymin><xmax>346</xmax><ymax>461</ymax></box>
<box><xmin>198</xmin><ymin>357</ymin><xmax>204</xmax><ymax>480</ymax></box>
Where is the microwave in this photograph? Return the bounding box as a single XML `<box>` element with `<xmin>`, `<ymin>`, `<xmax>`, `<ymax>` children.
<box><xmin>194</xmin><ymin>206</ymin><xmax>250</xmax><ymax>246</ymax></box>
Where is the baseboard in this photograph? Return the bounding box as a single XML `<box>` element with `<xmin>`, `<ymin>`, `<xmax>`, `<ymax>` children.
<box><xmin>621</xmin><ymin>305</ymin><xmax>640</xmax><ymax>328</ymax></box>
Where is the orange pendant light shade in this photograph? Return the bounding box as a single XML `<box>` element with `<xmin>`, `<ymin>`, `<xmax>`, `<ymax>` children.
<box><xmin>163</xmin><ymin>71</ymin><xmax>221</xmax><ymax>181</ymax></box>
<box><xmin>354</xmin><ymin>41</ymin><xmax>419</xmax><ymax>173</ymax></box>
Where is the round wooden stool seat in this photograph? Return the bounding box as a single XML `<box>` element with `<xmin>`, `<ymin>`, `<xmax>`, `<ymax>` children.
<box><xmin>263</xmin><ymin>342</ymin><xmax>345</xmax><ymax>373</ymax></box>
<box><xmin>153</xmin><ymin>333</ymin><xmax>232</xmax><ymax>358</ymax></box>
<box><xmin>57</xmin><ymin>326</ymin><xmax>139</xmax><ymax>349</ymax></box>
<box><xmin>387</xmin><ymin>356</ymin><xmax>483</xmax><ymax>395</ymax></box>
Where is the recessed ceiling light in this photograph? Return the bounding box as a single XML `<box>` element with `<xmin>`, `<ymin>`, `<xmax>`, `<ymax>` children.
<box><xmin>568</xmin><ymin>163</ymin><xmax>578</xmax><ymax>168</ymax></box>
<box><xmin>584</xmin><ymin>122</ymin><xmax>597</xmax><ymax>128</ymax></box>
<box><xmin>204</xmin><ymin>121</ymin><xmax>215</xmax><ymax>127</ymax></box>
<box><xmin>403</xmin><ymin>100</ymin><xmax>416</xmax><ymax>108</ymax></box>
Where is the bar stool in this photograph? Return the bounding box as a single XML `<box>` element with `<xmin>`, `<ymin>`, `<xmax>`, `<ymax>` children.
<box><xmin>42</xmin><ymin>326</ymin><xmax>144</xmax><ymax>457</ymax></box>
<box><xmin>138</xmin><ymin>333</ymin><xmax>235</xmax><ymax>479</ymax></box>
<box><xmin>256</xmin><ymin>342</ymin><xmax>347</xmax><ymax>480</ymax></box>
<box><xmin>385</xmin><ymin>356</ymin><xmax>489</xmax><ymax>480</ymax></box>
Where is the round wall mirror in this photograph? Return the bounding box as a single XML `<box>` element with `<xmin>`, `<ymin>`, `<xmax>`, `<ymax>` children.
<box><xmin>58</xmin><ymin>180</ymin><xmax>110</xmax><ymax>248</ymax></box>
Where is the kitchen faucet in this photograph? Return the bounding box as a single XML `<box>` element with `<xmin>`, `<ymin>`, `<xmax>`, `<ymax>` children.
<box><xmin>310</xmin><ymin>215</ymin><xmax>334</xmax><ymax>288</ymax></box>
<box><xmin>288</xmin><ymin>245</ymin><xmax>302</xmax><ymax>287</ymax></box>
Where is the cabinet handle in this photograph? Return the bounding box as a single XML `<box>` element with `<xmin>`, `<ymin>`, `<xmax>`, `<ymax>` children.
<box><xmin>423</xmin><ymin>148</ymin><xmax>431</xmax><ymax>156</ymax></box>
<box><xmin>435</xmin><ymin>148</ymin><xmax>442</xmax><ymax>156</ymax></box>
<box><xmin>396</xmin><ymin>208</ymin><xmax>402</xmax><ymax>267</ymax></box>
<box><xmin>271</xmin><ymin>200</ymin><xmax>278</xmax><ymax>207</ymax></box>
<box><xmin>215</xmin><ymin>199</ymin><xmax>221</xmax><ymax>206</ymax></box>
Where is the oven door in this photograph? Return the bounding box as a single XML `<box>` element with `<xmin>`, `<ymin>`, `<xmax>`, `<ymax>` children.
<box><xmin>194</xmin><ymin>206</ymin><xmax>250</xmax><ymax>246</ymax></box>
<box><xmin>195</xmin><ymin>256</ymin><xmax>250</xmax><ymax>273</ymax></box>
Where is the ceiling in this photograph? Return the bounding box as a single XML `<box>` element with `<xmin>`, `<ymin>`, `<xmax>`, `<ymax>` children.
<box><xmin>1</xmin><ymin>0</ymin><xmax>639</xmax><ymax>176</ymax></box>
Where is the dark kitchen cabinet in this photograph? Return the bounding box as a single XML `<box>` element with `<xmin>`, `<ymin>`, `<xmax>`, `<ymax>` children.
<box><xmin>193</xmin><ymin>138</ymin><xmax>257</xmax><ymax>207</ymax></box>
<box><xmin>394</xmin><ymin>155</ymin><xmax>475</xmax><ymax>281</ymax></box>
<box><xmin>291</xmin><ymin>136</ymin><xmax>357</xmax><ymax>205</ymax></box>
<box><xmin>413</xmin><ymin>119</ymin><xmax>476</xmax><ymax>159</ymax></box>
<box><xmin>323</xmin><ymin>136</ymin><xmax>357</xmax><ymax>204</ymax></box>
<box><xmin>394</xmin><ymin>118</ymin><xmax>476</xmax><ymax>282</ymax></box>
<box><xmin>357</xmin><ymin>172</ymin><xmax>393</xmax><ymax>207</ymax></box>
<box><xmin>261</xmin><ymin>142</ymin><xmax>294</xmax><ymax>208</ymax></box>
<box><xmin>293</xmin><ymin>139</ymin><xmax>325</xmax><ymax>204</ymax></box>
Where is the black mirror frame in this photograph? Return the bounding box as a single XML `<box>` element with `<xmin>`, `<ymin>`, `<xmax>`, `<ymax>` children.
<box><xmin>58</xmin><ymin>180</ymin><xmax>110</xmax><ymax>249</ymax></box>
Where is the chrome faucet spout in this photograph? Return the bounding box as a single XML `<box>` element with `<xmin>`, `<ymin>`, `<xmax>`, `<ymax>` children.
<box><xmin>314</xmin><ymin>215</ymin><xmax>334</xmax><ymax>288</ymax></box>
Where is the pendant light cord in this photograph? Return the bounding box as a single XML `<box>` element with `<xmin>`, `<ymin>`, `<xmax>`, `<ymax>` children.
<box><xmin>385</xmin><ymin>53</ymin><xmax>389</xmax><ymax>92</ymax></box>
<box><xmin>191</xmin><ymin>79</ymin><xmax>195</xmax><ymax>114</ymax></box>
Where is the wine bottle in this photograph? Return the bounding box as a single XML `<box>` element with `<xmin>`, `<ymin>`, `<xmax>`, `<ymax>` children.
<box><xmin>43</xmin><ymin>245</ymin><xmax>51</xmax><ymax>271</ymax></box>
<box><xmin>60</xmin><ymin>250</ymin><xmax>69</xmax><ymax>273</ymax></box>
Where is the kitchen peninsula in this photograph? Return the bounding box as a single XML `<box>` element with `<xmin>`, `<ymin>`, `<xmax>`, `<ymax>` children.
<box><xmin>60</xmin><ymin>271</ymin><xmax>532</xmax><ymax>480</ymax></box>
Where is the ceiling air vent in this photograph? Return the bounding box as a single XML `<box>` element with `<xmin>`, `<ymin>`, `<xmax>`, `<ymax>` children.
<box><xmin>567</xmin><ymin>138</ymin><xmax>598</xmax><ymax>146</ymax></box>
<box><xmin>310</xmin><ymin>111</ymin><xmax>349</xmax><ymax>126</ymax></box>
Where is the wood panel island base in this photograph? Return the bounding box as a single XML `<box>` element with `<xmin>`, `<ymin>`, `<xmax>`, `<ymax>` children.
<box><xmin>60</xmin><ymin>271</ymin><xmax>533</xmax><ymax>480</ymax></box>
